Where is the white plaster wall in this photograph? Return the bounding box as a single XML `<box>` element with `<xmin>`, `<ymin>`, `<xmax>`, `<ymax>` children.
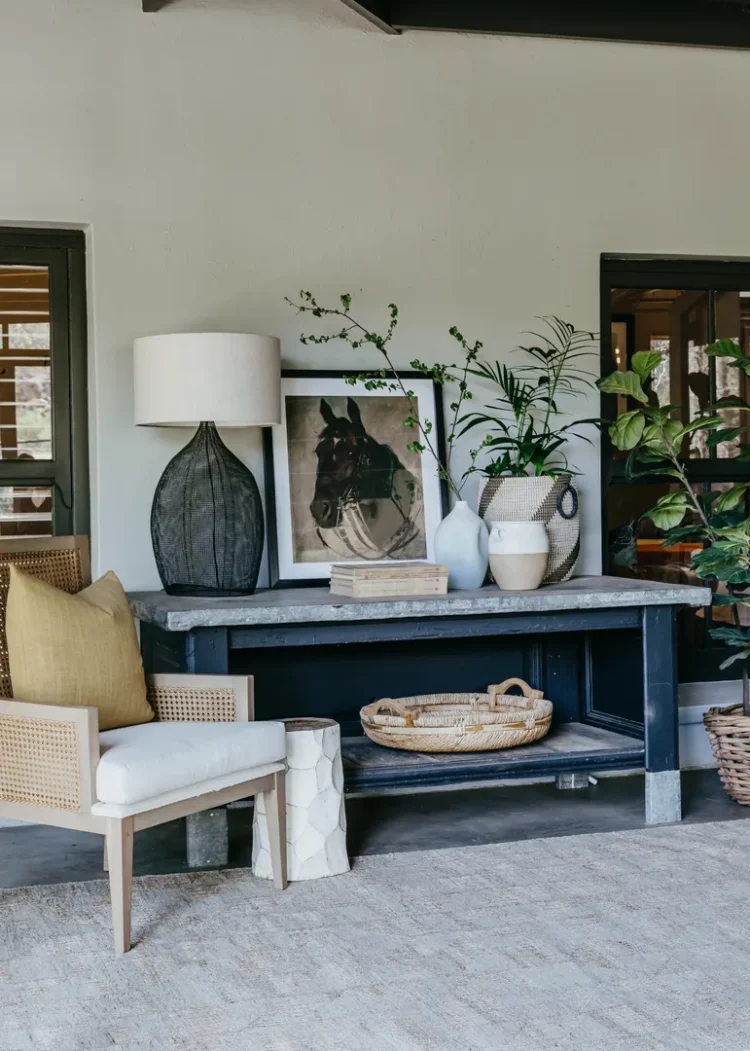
<box><xmin>1</xmin><ymin>0</ymin><xmax>750</xmax><ymax>587</ymax></box>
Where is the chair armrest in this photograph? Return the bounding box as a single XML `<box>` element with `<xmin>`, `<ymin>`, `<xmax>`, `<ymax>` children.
<box><xmin>146</xmin><ymin>674</ymin><xmax>253</xmax><ymax>723</ymax></box>
<box><xmin>0</xmin><ymin>699</ymin><xmax>99</xmax><ymax>814</ymax></box>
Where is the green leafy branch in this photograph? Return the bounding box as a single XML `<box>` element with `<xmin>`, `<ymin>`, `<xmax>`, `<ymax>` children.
<box><xmin>285</xmin><ymin>292</ymin><xmax>481</xmax><ymax>497</ymax></box>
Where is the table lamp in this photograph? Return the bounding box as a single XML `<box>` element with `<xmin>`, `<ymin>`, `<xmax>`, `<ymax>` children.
<box><xmin>134</xmin><ymin>332</ymin><xmax>281</xmax><ymax>596</ymax></box>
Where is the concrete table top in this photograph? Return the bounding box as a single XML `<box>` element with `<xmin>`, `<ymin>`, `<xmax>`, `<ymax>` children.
<box><xmin>129</xmin><ymin>575</ymin><xmax>711</xmax><ymax>633</ymax></box>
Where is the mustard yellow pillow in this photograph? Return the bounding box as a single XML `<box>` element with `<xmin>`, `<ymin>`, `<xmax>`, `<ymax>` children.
<box><xmin>6</xmin><ymin>566</ymin><xmax>154</xmax><ymax>731</ymax></box>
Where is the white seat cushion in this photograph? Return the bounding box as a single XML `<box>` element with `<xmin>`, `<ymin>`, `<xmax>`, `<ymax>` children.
<box><xmin>96</xmin><ymin>721</ymin><xmax>286</xmax><ymax>806</ymax></box>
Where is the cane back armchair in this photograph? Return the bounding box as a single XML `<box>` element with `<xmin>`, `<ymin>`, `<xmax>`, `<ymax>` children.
<box><xmin>0</xmin><ymin>536</ymin><xmax>287</xmax><ymax>953</ymax></box>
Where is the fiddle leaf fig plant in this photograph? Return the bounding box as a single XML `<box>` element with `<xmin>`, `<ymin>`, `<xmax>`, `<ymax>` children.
<box><xmin>598</xmin><ymin>342</ymin><xmax>750</xmax><ymax>712</ymax></box>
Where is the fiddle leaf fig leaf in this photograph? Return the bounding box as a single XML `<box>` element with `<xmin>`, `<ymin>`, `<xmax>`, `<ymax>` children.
<box><xmin>712</xmin><ymin>593</ymin><xmax>750</xmax><ymax>607</ymax></box>
<box><xmin>706</xmin><ymin>426</ymin><xmax>750</xmax><ymax>448</ymax></box>
<box><xmin>705</xmin><ymin>338</ymin><xmax>744</xmax><ymax>360</ymax></box>
<box><xmin>598</xmin><ymin>370</ymin><xmax>649</xmax><ymax>404</ymax></box>
<box><xmin>646</xmin><ymin>492</ymin><xmax>691</xmax><ymax>531</ymax></box>
<box><xmin>676</xmin><ymin>416</ymin><xmax>723</xmax><ymax>440</ymax></box>
<box><xmin>712</xmin><ymin>395</ymin><xmax>750</xmax><ymax>411</ymax></box>
<box><xmin>719</xmin><ymin>648</ymin><xmax>750</xmax><ymax>670</ymax></box>
<box><xmin>692</xmin><ymin>542</ymin><xmax>750</xmax><ymax>582</ymax></box>
<box><xmin>710</xmin><ymin>626</ymin><xmax>750</xmax><ymax>647</ymax></box>
<box><xmin>631</xmin><ymin>350</ymin><xmax>663</xmax><ymax>381</ymax></box>
<box><xmin>714</xmin><ymin>485</ymin><xmax>750</xmax><ymax>513</ymax></box>
<box><xmin>609</xmin><ymin>410</ymin><xmax>646</xmax><ymax>450</ymax></box>
<box><xmin>660</xmin><ymin>524</ymin><xmax>706</xmax><ymax>546</ymax></box>
<box><xmin>640</xmin><ymin>420</ymin><xmax>682</xmax><ymax>457</ymax></box>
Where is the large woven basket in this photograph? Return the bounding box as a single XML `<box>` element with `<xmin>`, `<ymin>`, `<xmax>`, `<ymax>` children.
<box><xmin>703</xmin><ymin>704</ymin><xmax>750</xmax><ymax>804</ymax></box>
<box><xmin>360</xmin><ymin>678</ymin><xmax>553</xmax><ymax>753</ymax></box>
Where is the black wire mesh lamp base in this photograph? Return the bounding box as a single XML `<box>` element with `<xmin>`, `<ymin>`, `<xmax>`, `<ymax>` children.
<box><xmin>151</xmin><ymin>422</ymin><xmax>263</xmax><ymax>597</ymax></box>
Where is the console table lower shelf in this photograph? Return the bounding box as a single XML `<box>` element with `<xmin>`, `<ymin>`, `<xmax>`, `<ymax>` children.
<box><xmin>130</xmin><ymin>576</ymin><xmax>711</xmax><ymax>866</ymax></box>
<box><xmin>342</xmin><ymin>722</ymin><xmax>645</xmax><ymax>793</ymax></box>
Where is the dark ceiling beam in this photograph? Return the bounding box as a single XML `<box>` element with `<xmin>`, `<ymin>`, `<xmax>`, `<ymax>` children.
<box><xmin>338</xmin><ymin>1</ymin><xmax>399</xmax><ymax>34</ymax></box>
<box><xmin>387</xmin><ymin>0</ymin><xmax>750</xmax><ymax>49</ymax></box>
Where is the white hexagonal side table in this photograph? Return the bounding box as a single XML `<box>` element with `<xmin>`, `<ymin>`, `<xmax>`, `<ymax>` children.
<box><xmin>252</xmin><ymin>718</ymin><xmax>350</xmax><ymax>882</ymax></box>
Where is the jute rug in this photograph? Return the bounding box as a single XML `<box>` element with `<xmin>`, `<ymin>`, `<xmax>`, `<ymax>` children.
<box><xmin>2</xmin><ymin>821</ymin><xmax>750</xmax><ymax>1051</ymax></box>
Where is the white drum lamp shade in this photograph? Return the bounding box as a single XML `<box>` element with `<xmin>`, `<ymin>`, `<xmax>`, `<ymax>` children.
<box><xmin>133</xmin><ymin>332</ymin><xmax>282</xmax><ymax>597</ymax></box>
<box><xmin>134</xmin><ymin>332</ymin><xmax>281</xmax><ymax>428</ymax></box>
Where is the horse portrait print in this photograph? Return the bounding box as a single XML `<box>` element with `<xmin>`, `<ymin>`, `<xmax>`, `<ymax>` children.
<box><xmin>285</xmin><ymin>393</ymin><xmax>427</xmax><ymax>562</ymax></box>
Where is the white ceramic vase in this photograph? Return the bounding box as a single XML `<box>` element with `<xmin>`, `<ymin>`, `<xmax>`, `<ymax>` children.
<box><xmin>433</xmin><ymin>501</ymin><xmax>489</xmax><ymax>590</ymax></box>
<box><xmin>488</xmin><ymin>520</ymin><xmax>549</xmax><ymax>591</ymax></box>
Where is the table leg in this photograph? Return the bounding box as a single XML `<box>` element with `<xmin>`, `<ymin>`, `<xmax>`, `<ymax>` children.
<box><xmin>556</xmin><ymin>772</ymin><xmax>589</xmax><ymax>790</ymax></box>
<box><xmin>186</xmin><ymin>809</ymin><xmax>229</xmax><ymax>868</ymax></box>
<box><xmin>643</xmin><ymin>605</ymin><xmax>681</xmax><ymax>825</ymax></box>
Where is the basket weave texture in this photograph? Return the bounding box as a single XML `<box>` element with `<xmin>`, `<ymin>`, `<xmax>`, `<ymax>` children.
<box><xmin>478</xmin><ymin>474</ymin><xmax>579</xmax><ymax>584</ymax></box>
<box><xmin>360</xmin><ymin>678</ymin><xmax>553</xmax><ymax>753</ymax></box>
<box><xmin>0</xmin><ymin>546</ymin><xmax>87</xmax><ymax>699</ymax></box>
<box><xmin>703</xmin><ymin>704</ymin><xmax>750</xmax><ymax>805</ymax></box>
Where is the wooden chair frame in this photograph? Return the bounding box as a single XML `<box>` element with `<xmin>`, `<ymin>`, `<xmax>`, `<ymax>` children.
<box><xmin>0</xmin><ymin>673</ymin><xmax>287</xmax><ymax>954</ymax></box>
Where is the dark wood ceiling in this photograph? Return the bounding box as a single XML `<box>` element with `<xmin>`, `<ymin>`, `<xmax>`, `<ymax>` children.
<box><xmin>340</xmin><ymin>0</ymin><xmax>750</xmax><ymax>47</ymax></box>
<box><xmin>139</xmin><ymin>0</ymin><xmax>750</xmax><ymax>48</ymax></box>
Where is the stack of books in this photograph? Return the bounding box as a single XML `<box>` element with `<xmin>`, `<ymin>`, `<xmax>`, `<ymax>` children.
<box><xmin>330</xmin><ymin>561</ymin><xmax>449</xmax><ymax>598</ymax></box>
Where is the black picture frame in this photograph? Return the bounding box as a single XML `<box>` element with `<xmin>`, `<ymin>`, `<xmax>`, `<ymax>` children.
<box><xmin>263</xmin><ymin>369</ymin><xmax>449</xmax><ymax>588</ymax></box>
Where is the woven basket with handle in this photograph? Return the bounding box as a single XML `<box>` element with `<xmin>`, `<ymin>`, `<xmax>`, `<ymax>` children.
<box><xmin>703</xmin><ymin>704</ymin><xmax>750</xmax><ymax>805</ymax></box>
<box><xmin>360</xmin><ymin>678</ymin><xmax>553</xmax><ymax>753</ymax></box>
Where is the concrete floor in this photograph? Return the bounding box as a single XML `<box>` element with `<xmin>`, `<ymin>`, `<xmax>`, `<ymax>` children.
<box><xmin>1</xmin><ymin>769</ymin><xmax>748</xmax><ymax>889</ymax></box>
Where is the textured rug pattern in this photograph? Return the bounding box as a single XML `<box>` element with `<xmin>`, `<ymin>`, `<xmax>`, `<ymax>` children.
<box><xmin>3</xmin><ymin>821</ymin><xmax>750</xmax><ymax>1051</ymax></box>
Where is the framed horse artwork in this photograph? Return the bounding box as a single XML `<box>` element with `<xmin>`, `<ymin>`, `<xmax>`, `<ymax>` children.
<box><xmin>263</xmin><ymin>370</ymin><xmax>449</xmax><ymax>587</ymax></box>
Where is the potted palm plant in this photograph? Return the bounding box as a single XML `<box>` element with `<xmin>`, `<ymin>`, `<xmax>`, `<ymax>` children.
<box><xmin>599</xmin><ymin>341</ymin><xmax>750</xmax><ymax>804</ymax></box>
<box><xmin>458</xmin><ymin>317</ymin><xmax>598</xmax><ymax>583</ymax></box>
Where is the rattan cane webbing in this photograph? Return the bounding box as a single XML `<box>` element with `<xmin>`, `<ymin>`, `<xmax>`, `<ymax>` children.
<box><xmin>148</xmin><ymin>685</ymin><xmax>237</xmax><ymax>723</ymax></box>
<box><xmin>0</xmin><ymin>547</ymin><xmax>86</xmax><ymax>698</ymax></box>
<box><xmin>0</xmin><ymin>713</ymin><xmax>80</xmax><ymax>810</ymax></box>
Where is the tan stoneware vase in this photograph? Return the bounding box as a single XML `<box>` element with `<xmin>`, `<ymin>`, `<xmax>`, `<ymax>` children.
<box><xmin>488</xmin><ymin>520</ymin><xmax>549</xmax><ymax>591</ymax></box>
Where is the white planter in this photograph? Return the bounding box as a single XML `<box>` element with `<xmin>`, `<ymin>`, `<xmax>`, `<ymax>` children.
<box><xmin>478</xmin><ymin>474</ymin><xmax>579</xmax><ymax>584</ymax></box>
<box><xmin>488</xmin><ymin>520</ymin><xmax>549</xmax><ymax>591</ymax></box>
<box><xmin>433</xmin><ymin>501</ymin><xmax>489</xmax><ymax>590</ymax></box>
<box><xmin>253</xmin><ymin>718</ymin><xmax>349</xmax><ymax>882</ymax></box>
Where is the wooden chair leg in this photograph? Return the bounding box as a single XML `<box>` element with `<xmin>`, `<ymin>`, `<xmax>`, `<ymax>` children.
<box><xmin>265</xmin><ymin>770</ymin><xmax>288</xmax><ymax>891</ymax></box>
<box><xmin>107</xmin><ymin>817</ymin><xmax>134</xmax><ymax>954</ymax></box>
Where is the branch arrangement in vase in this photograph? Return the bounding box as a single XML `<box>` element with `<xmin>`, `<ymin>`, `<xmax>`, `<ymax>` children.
<box><xmin>287</xmin><ymin>293</ymin><xmax>597</xmax><ymax>484</ymax></box>
<box><xmin>285</xmin><ymin>291</ymin><xmax>483</xmax><ymax>499</ymax></box>
<box><xmin>599</xmin><ymin>340</ymin><xmax>750</xmax><ymax>710</ymax></box>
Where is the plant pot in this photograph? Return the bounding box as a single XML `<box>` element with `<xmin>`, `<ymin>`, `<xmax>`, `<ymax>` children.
<box><xmin>478</xmin><ymin>474</ymin><xmax>579</xmax><ymax>584</ymax></box>
<box><xmin>488</xmin><ymin>521</ymin><xmax>549</xmax><ymax>591</ymax></box>
<box><xmin>703</xmin><ymin>704</ymin><xmax>750</xmax><ymax>804</ymax></box>
<box><xmin>433</xmin><ymin>501</ymin><xmax>489</xmax><ymax>591</ymax></box>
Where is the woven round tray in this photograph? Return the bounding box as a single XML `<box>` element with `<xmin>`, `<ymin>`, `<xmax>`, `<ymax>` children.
<box><xmin>704</xmin><ymin>704</ymin><xmax>750</xmax><ymax>805</ymax></box>
<box><xmin>360</xmin><ymin>678</ymin><xmax>553</xmax><ymax>753</ymax></box>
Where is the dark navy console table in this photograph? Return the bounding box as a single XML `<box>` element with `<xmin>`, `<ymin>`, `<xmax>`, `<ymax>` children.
<box><xmin>131</xmin><ymin>575</ymin><xmax>710</xmax><ymax>826</ymax></box>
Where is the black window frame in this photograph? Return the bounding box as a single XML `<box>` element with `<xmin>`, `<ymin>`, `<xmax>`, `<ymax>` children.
<box><xmin>601</xmin><ymin>254</ymin><xmax>750</xmax><ymax>683</ymax></box>
<box><xmin>0</xmin><ymin>227</ymin><xmax>89</xmax><ymax>536</ymax></box>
